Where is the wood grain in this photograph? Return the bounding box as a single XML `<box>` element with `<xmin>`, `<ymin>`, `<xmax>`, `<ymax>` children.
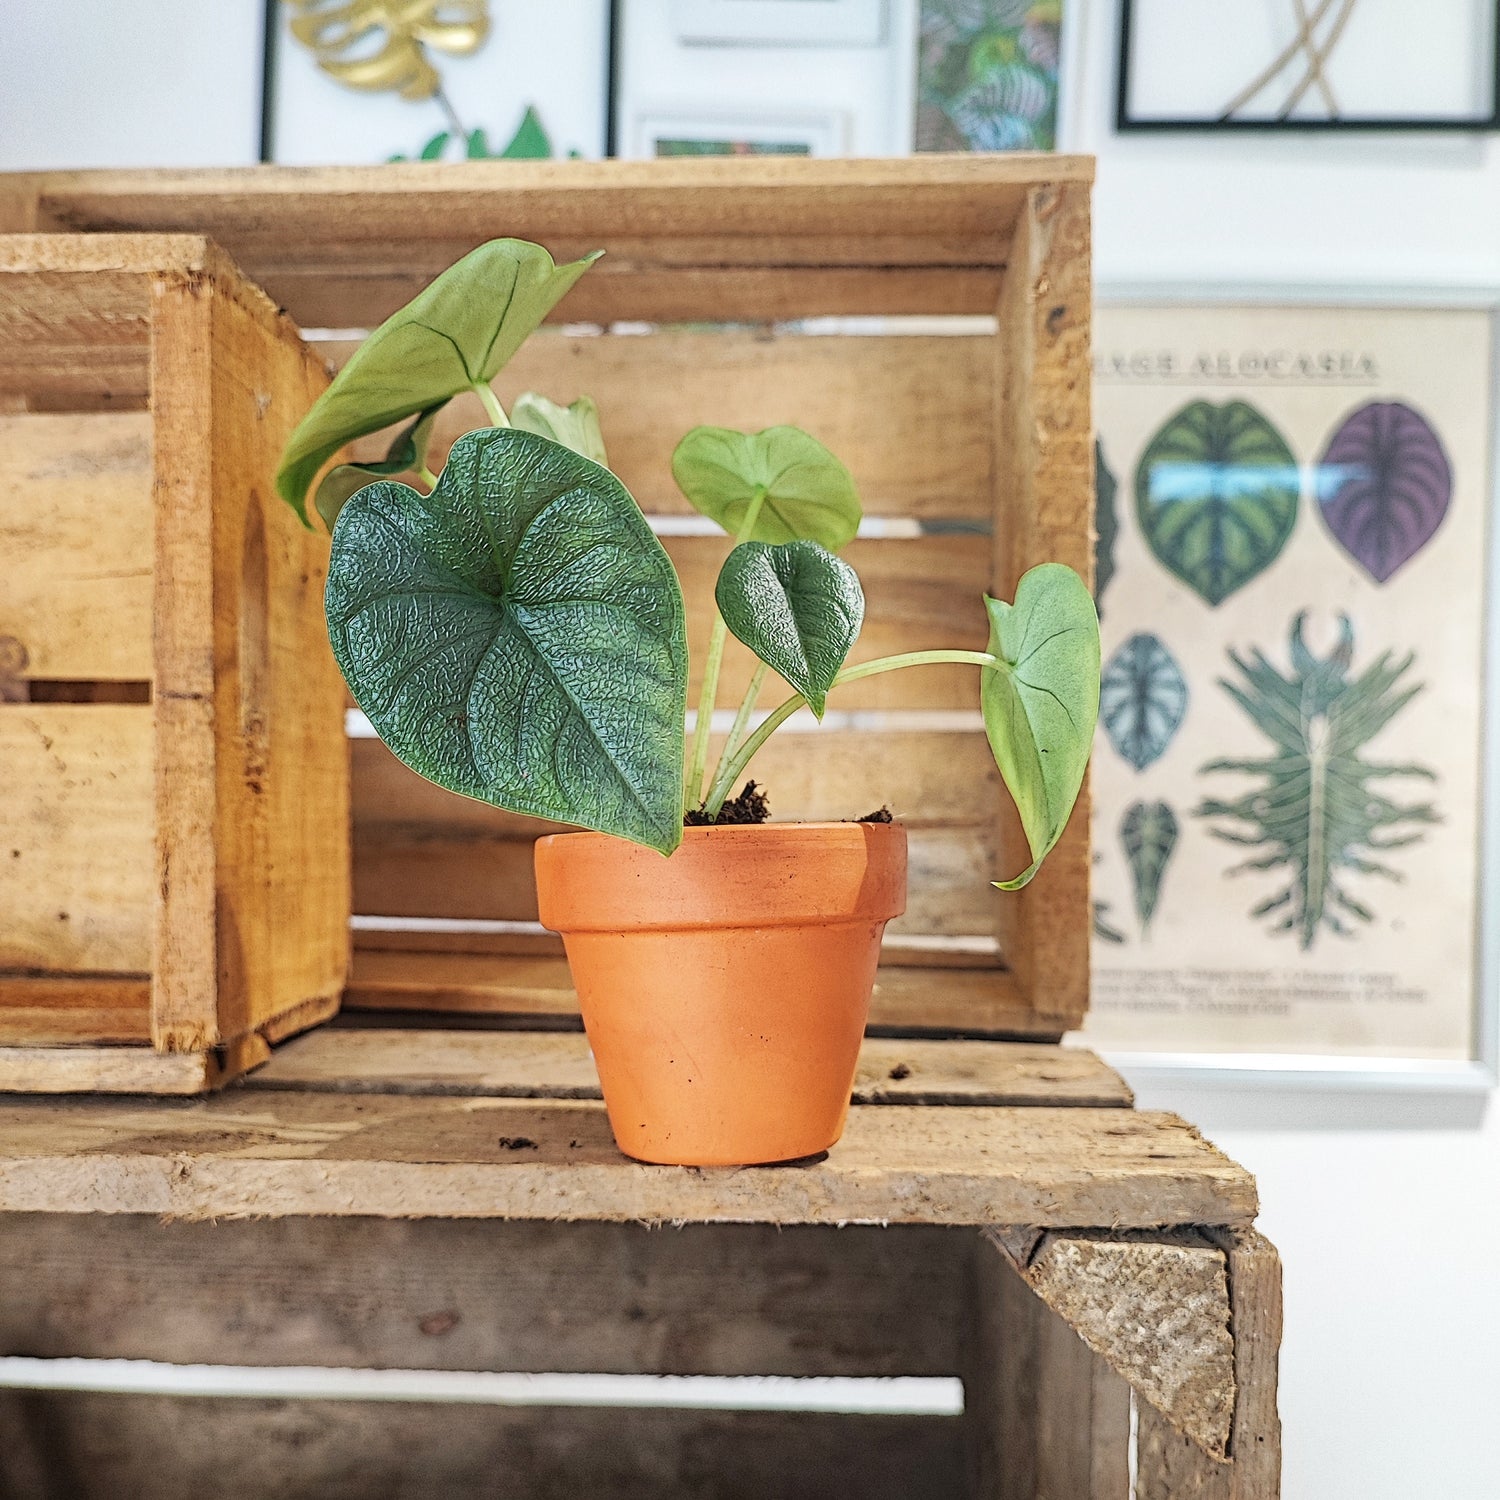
<box><xmin>246</xmin><ymin>1029</ymin><xmax>1133</xmax><ymax>1108</ymax></box>
<box><xmin>0</xmin><ymin>1213</ymin><xmax>966</xmax><ymax>1376</ymax></box>
<box><xmin>0</xmin><ymin>1090</ymin><xmax>1256</xmax><ymax>1226</ymax></box>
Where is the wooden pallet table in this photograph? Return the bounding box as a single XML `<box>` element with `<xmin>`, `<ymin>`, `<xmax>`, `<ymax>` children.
<box><xmin>0</xmin><ymin>1027</ymin><xmax>1279</xmax><ymax>1499</ymax></box>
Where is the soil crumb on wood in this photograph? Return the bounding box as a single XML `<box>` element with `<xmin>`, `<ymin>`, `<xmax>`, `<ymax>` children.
<box><xmin>857</xmin><ymin>806</ymin><xmax>893</xmax><ymax>823</ymax></box>
<box><xmin>497</xmin><ymin>1136</ymin><xmax>539</xmax><ymax>1151</ymax></box>
<box><xmin>888</xmin><ymin>1062</ymin><xmax>912</xmax><ymax>1081</ymax></box>
<box><xmin>684</xmin><ymin>781</ymin><xmax>771</xmax><ymax>826</ymax></box>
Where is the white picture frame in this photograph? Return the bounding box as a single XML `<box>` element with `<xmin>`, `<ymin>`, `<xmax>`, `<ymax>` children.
<box><xmin>671</xmin><ymin>0</ymin><xmax>887</xmax><ymax>47</ymax></box>
<box><xmin>1084</xmin><ymin>281</ymin><xmax>1500</xmax><ymax>1096</ymax></box>
<box><xmin>628</xmin><ymin>109</ymin><xmax>850</xmax><ymax>160</ymax></box>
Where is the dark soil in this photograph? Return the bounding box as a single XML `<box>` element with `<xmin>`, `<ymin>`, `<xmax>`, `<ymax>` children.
<box><xmin>856</xmin><ymin>806</ymin><xmax>894</xmax><ymax>823</ymax></box>
<box><xmin>497</xmin><ymin>1136</ymin><xmax>539</xmax><ymax>1151</ymax></box>
<box><xmin>888</xmin><ymin>1062</ymin><xmax>912</xmax><ymax>1081</ymax></box>
<box><xmin>684</xmin><ymin>780</ymin><xmax>771</xmax><ymax>826</ymax></box>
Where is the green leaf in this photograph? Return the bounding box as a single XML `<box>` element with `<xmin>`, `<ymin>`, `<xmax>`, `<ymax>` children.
<box><xmin>313</xmin><ymin>403</ymin><xmax>444</xmax><ymax>529</ymax></box>
<box><xmin>1135</xmin><ymin>400</ymin><xmax>1299</xmax><ymax>606</ymax></box>
<box><xmin>419</xmin><ymin>130</ymin><xmax>450</xmax><ymax>161</ymax></box>
<box><xmin>510</xmin><ymin>393</ymin><xmax>608</xmax><ymax>467</ymax></box>
<box><xmin>276</xmin><ymin>239</ymin><xmax>603</xmax><ymax>524</ymax></box>
<box><xmin>982</xmin><ymin>563</ymin><xmax>1100</xmax><ymax>891</ymax></box>
<box><xmin>325</xmin><ymin>427</ymin><xmax>688</xmax><ymax>853</ymax></box>
<box><xmin>465</xmin><ymin>128</ymin><xmax>491</xmax><ymax>159</ymax></box>
<box><xmin>671</xmin><ymin>425</ymin><xmax>861</xmax><ymax>549</ymax></box>
<box><xmin>500</xmin><ymin>104</ymin><xmax>553</xmax><ymax>159</ymax></box>
<box><xmin>715</xmin><ymin>541</ymin><xmax>864</xmax><ymax>717</ymax></box>
<box><xmin>1121</xmin><ymin>800</ymin><xmax>1178</xmax><ymax>935</ymax></box>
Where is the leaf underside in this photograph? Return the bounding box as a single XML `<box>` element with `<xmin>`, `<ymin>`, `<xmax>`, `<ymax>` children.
<box><xmin>325</xmin><ymin>428</ymin><xmax>688</xmax><ymax>853</ymax></box>
<box><xmin>1196</xmin><ymin>613</ymin><xmax>1438</xmax><ymax>949</ymax></box>
<box><xmin>982</xmin><ymin>563</ymin><xmax>1101</xmax><ymax>891</ymax></box>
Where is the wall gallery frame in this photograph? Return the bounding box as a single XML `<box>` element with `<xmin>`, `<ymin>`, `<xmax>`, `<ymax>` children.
<box><xmin>1084</xmin><ymin>288</ymin><xmax>1500</xmax><ymax>1094</ymax></box>
<box><xmin>626</xmin><ymin>110</ymin><xmax>849</xmax><ymax>159</ymax></box>
<box><xmin>670</xmin><ymin>0</ymin><xmax>888</xmax><ymax>47</ymax></box>
<box><xmin>1116</xmin><ymin>0</ymin><xmax>1500</xmax><ymax>132</ymax></box>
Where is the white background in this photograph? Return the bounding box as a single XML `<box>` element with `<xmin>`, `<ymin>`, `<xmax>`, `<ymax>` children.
<box><xmin>2</xmin><ymin>2</ymin><xmax>1498</xmax><ymax>1496</ymax></box>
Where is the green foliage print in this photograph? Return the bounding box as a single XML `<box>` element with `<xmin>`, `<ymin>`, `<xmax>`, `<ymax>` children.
<box><xmin>1121</xmin><ymin>799</ymin><xmax>1178</xmax><ymax>936</ymax></box>
<box><xmin>1197</xmin><ymin>613</ymin><xmax>1438</xmax><ymax>950</ymax></box>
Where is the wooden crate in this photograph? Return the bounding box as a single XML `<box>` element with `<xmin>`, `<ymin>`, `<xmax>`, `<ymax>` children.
<box><xmin>0</xmin><ymin>156</ymin><xmax>1095</xmax><ymax>1041</ymax></box>
<box><xmin>0</xmin><ymin>235</ymin><xmax>350</xmax><ymax>1093</ymax></box>
<box><xmin>0</xmin><ymin>1030</ymin><xmax>1281</xmax><ymax>1498</ymax></box>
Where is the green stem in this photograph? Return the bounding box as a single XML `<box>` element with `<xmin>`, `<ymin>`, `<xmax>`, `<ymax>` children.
<box><xmin>474</xmin><ymin>382</ymin><xmax>509</xmax><ymax>428</ymax></box>
<box><xmin>417</xmin><ymin>464</ymin><xmax>439</xmax><ymax>489</ymax></box>
<box><xmin>719</xmin><ymin>661</ymin><xmax>768</xmax><ymax>768</ymax></box>
<box><xmin>684</xmin><ymin>486</ymin><xmax>768</xmax><ymax>806</ymax></box>
<box><xmin>702</xmin><ymin>648</ymin><xmax>1001</xmax><ymax>817</ymax></box>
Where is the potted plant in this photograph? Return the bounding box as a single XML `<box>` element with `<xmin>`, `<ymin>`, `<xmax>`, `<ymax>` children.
<box><xmin>277</xmin><ymin>239</ymin><xmax>1101</xmax><ymax>1167</ymax></box>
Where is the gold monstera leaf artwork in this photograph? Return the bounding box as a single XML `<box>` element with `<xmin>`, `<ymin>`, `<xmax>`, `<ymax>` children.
<box><xmin>288</xmin><ymin>0</ymin><xmax>490</xmax><ymax>101</ymax></box>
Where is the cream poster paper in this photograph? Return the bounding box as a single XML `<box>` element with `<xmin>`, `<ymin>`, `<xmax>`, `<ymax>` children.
<box><xmin>1084</xmin><ymin>304</ymin><xmax>1491</xmax><ymax>1060</ymax></box>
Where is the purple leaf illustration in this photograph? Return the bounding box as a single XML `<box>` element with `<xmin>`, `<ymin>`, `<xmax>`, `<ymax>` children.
<box><xmin>1317</xmin><ymin>402</ymin><xmax>1452</xmax><ymax>583</ymax></box>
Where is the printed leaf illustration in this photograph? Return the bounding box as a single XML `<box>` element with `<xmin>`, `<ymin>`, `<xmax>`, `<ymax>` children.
<box><xmin>671</xmin><ymin>426</ymin><xmax>861</xmax><ymax>550</ymax></box>
<box><xmin>1197</xmin><ymin>613</ymin><xmax>1438</xmax><ymax>949</ymax></box>
<box><xmin>1094</xmin><ymin>438</ymin><xmax>1118</xmax><ymax>617</ymax></box>
<box><xmin>313</xmin><ymin>402</ymin><xmax>442</xmax><ymax>529</ymax></box>
<box><xmin>1316</xmin><ymin>401</ymin><xmax>1453</xmax><ymax>583</ymax></box>
<box><xmin>1121</xmin><ymin>800</ymin><xmax>1178</xmax><ymax>935</ymax></box>
<box><xmin>277</xmin><ymin>239</ymin><xmax>602</xmax><ymax>523</ymax></box>
<box><xmin>511</xmin><ymin>393</ymin><xmax>608</xmax><ymax>467</ymax></box>
<box><xmin>715</xmin><ymin>541</ymin><xmax>864</xmax><ymax>718</ymax></box>
<box><xmin>1093</xmin><ymin>901</ymin><xmax>1126</xmax><ymax>945</ymax></box>
<box><xmin>1136</xmin><ymin>400</ymin><xmax>1299</xmax><ymax>605</ymax></box>
<box><xmin>325</xmin><ymin>428</ymin><xmax>688</xmax><ymax>854</ymax></box>
<box><xmin>982</xmin><ymin>563</ymin><xmax>1101</xmax><ymax>891</ymax></box>
<box><xmin>288</xmin><ymin>0</ymin><xmax>489</xmax><ymax>101</ymax></box>
<box><xmin>1100</xmin><ymin>633</ymin><xmax>1189</xmax><ymax>771</ymax></box>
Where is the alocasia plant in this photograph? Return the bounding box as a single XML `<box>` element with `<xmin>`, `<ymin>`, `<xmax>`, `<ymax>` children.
<box><xmin>278</xmin><ymin>238</ymin><xmax>1101</xmax><ymax>883</ymax></box>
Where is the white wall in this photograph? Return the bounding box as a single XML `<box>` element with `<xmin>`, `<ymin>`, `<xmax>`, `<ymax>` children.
<box><xmin>1066</xmin><ymin>4</ymin><xmax>1500</xmax><ymax>1497</ymax></box>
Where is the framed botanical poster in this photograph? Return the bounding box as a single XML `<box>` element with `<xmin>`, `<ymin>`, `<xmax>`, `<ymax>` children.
<box><xmin>1117</xmin><ymin>0</ymin><xmax>1500</xmax><ymax>131</ymax></box>
<box><xmin>629</xmin><ymin>111</ymin><xmax>849</xmax><ymax>159</ymax></box>
<box><xmin>1084</xmin><ymin>295</ymin><xmax>1499</xmax><ymax>1088</ymax></box>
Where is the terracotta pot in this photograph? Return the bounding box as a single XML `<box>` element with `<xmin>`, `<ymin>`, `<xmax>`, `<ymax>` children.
<box><xmin>534</xmin><ymin>822</ymin><xmax>907</xmax><ymax>1166</ymax></box>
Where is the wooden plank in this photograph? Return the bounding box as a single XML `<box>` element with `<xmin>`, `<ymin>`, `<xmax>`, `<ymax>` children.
<box><xmin>149</xmin><ymin>262</ymin><xmax>349</xmax><ymax>1052</ymax></box>
<box><xmin>992</xmin><ymin>181</ymin><xmax>1093</xmax><ymax>1029</ymax></box>
<box><xmin>1137</xmin><ymin>1230</ymin><xmax>1283</xmax><ymax>1500</ymax></box>
<box><xmin>989</xmin><ymin>1228</ymin><xmax>1236</xmax><ymax>1460</ymax></box>
<box><xmin>0</xmin><ymin>413</ymin><xmax>153</xmax><ymax>680</ymax></box>
<box><xmin>248</xmin><ymin>1030</ymin><xmax>1133</xmax><ymax>1108</ymax></box>
<box><xmin>964</xmin><ymin>1231</ymin><xmax>1130</xmax><ymax>1499</ymax></box>
<box><xmin>0</xmin><ymin>1033</ymin><xmax>269</xmax><ymax>1095</ymax></box>
<box><xmin>0</xmin><ymin>704</ymin><xmax>153</xmax><ymax>974</ymax></box>
<box><xmin>0</xmin><ymin>1091</ymin><xmax>1258</xmax><ymax>1226</ymax></box>
<box><xmin>0</xmin><ymin>976</ymin><xmax>150</xmax><ymax>1045</ymax></box>
<box><xmin>0</xmin><ymin>1214</ymin><xmax>966</xmax><ymax>1376</ymax></box>
<box><xmin>336</xmin><ymin>329</ymin><xmax>996</xmax><ymax>522</ymax></box>
<box><xmin>343</xmin><ymin>951</ymin><xmax>1051</xmax><ymax>1036</ymax></box>
<box><xmin>0</xmin><ymin>1394</ymin><xmax>963</xmax><ymax>1500</ymax></box>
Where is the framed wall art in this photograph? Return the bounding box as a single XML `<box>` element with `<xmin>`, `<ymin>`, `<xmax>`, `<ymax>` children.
<box><xmin>1117</xmin><ymin>0</ymin><xmax>1500</xmax><ymax>132</ymax></box>
<box><xmin>670</xmin><ymin>0</ymin><xmax>888</xmax><ymax>47</ymax></box>
<box><xmin>1083</xmin><ymin>292</ymin><xmax>1499</xmax><ymax>1091</ymax></box>
<box><xmin>629</xmin><ymin>110</ymin><xmax>848</xmax><ymax>158</ymax></box>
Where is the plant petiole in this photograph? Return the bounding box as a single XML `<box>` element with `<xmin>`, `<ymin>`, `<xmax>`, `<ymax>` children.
<box><xmin>418</xmin><ymin>464</ymin><xmax>440</xmax><ymax>489</ymax></box>
<box><xmin>473</xmin><ymin>382</ymin><xmax>509</xmax><ymax>428</ymax></box>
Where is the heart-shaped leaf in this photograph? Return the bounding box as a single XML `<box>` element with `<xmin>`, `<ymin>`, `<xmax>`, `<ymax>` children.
<box><xmin>1136</xmin><ymin>400</ymin><xmax>1299</xmax><ymax>606</ymax></box>
<box><xmin>326</xmin><ymin>427</ymin><xmax>688</xmax><ymax>853</ymax></box>
<box><xmin>511</xmin><ymin>392</ymin><xmax>609</xmax><ymax>467</ymax></box>
<box><xmin>671</xmin><ymin>425</ymin><xmax>861</xmax><ymax>549</ymax></box>
<box><xmin>1100</xmin><ymin>632</ymin><xmax>1189</xmax><ymax>772</ymax></box>
<box><xmin>313</xmin><ymin>402</ymin><xmax>443</xmax><ymax>529</ymax></box>
<box><xmin>981</xmin><ymin>563</ymin><xmax>1100</xmax><ymax>891</ymax></box>
<box><xmin>715</xmin><ymin>541</ymin><xmax>864</xmax><ymax>717</ymax></box>
<box><xmin>277</xmin><ymin>239</ymin><xmax>602</xmax><ymax>523</ymax></box>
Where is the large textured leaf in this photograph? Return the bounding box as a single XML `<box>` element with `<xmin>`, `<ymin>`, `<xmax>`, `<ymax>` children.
<box><xmin>1121</xmin><ymin>800</ymin><xmax>1178</xmax><ymax>935</ymax></box>
<box><xmin>1100</xmin><ymin>633</ymin><xmax>1189</xmax><ymax>771</ymax></box>
<box><xmin>715</xmin><ymin>541</ymin><xmax>864</xmax><ymax>717</ymax></box>
<box><xmin>1197</xmin><ymin>613</ymin><xmax>1437</xmax><ymax>949</ymax></box>
<box><xmin>1136</xmin><ymin>400</ymin><xmax>1299</xmax><ymax>606</ymax></box>
<box><xmin>326</xmin><ymin>428</ymin><xmax>688</xmax><ymax>853</ymax></box>
<box><xmin>671</xmin><ymin>426</ymin><xmax>861</xmax><ymax>549</ymax></box>
<box><xmin>1094</xmin><ymin>437</ymin><xmax>1118</xmax><ymax>618</ymax></box>
<box><xmin>277</xmin><ymin>239</ymin><xmax>602</xmax><ymax>522</ymax></box>
<box><xmin>314</xmin><ymin>403</ymin><xmax>442</xmax><ymax>529</ymax></box>
<box><xmin>981</xmin><ymin>563</ymin><xmax>1101</xmax><ymax>891</ymax></box>
<box><xmin>511</xmin><ymin>393</ymin><xmax>608</xmax><ymax>466</ymax></box>
<box><xmin>1316</xmin><ymin>401</ymin><xmax>1452</xmax><ymax>583</ymax></box>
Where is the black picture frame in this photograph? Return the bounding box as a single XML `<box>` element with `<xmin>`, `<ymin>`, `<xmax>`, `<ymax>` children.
<box><xmin>1116</xmin><ymin>0</ymin><xmax>1500</xmax><ymax>133</ymax></box>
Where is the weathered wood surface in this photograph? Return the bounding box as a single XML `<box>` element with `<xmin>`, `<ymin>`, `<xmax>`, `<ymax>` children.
<box><xmin>0</xmin><ymin>1028</ymin><xmax>290</xmax><ymax>1097</ymax></box>
<box><xmin>0</xmin><ymin>977</ymin><xmax>150</xmax><ymax>1047</ymax></box>
<box><xmin>1137</xmin><ymin>1230</ymin><xmax>1283</xmax><ymax>1500</ymax></box>
<box><xmin>0</xmin><ymin>1214</ymin><xmax>966</xmax><ymax>1376</ymax></box>
<box><xmin>992</xmin><ymin>181</ymin><xmax>1094</xmax><ymax>1030</ymax></box>
<box><xmin>344</xmin><ymin>951</ymin><xmax>1050</xmax><ymax>1035</ymax></box>
<box><xmin>248</xmin><ymin>1030</ymin><xmax>1132</xmax><ymax>1107</ymax></box>
<box><xmin>990</xmin><ymin>1227</ymin><xmax>1236</xmax><ymax>1460</ymax></box>
<box><xmin>5</xmin><ymin>155</ymin><xmax>1094</xmax><ymax>326</ymax></box>
<box><xmin>0</xmin><ymin>1393</ymin><xmax>963</xmax><ymax>1500</ymax></box>
<box><xmin>0</xmin><ymin>412</ymin><xmax>153</xmax><ymax>680</ymax></box>
<box><xmin>965</xmin><ymin>1233</ymin><xmax>1130</xmax><ymax>1499</ymax></box>
<box><xmin>0</xmin><ymin>1089</ymin><xmax>1255</xmax><ymax>1226</ymax></box>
